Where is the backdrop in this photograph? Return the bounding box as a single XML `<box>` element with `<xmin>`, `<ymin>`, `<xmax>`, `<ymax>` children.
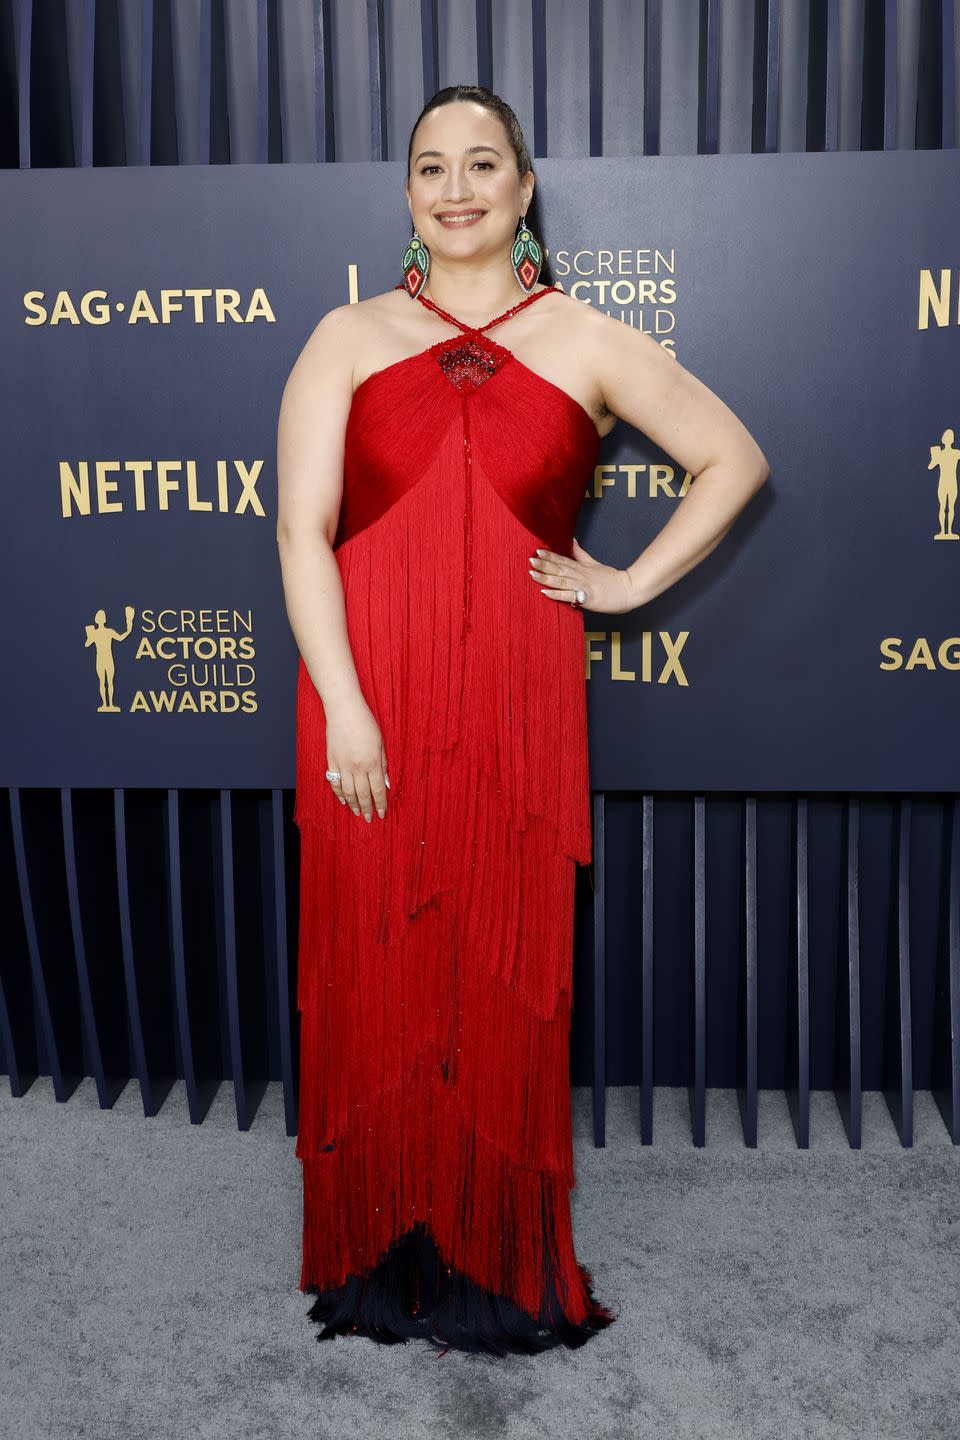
<box><xmin>2</xmin><ymin>148</ymin><xmax>957</xmax><ymax>792</ymax></box>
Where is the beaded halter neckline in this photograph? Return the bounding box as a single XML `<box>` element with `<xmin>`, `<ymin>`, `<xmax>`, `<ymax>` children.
<box><xmin>381</xmin><ymin>281</ymin><xmax>598</xmax><ymax>439</ymax></box>
<box><xmin>393</xmin><ymin>280</ymin><xmax>558</xmax><ymax>337</ymax></box>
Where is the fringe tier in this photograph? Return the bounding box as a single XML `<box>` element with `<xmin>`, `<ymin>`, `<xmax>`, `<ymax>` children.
<box><xmin>303</xmin><ymin>1218</ymin><xmax>617</xmax><ymax>1358</ymax></box>
<box><xmin>294</xmin><ymin>410</ymin><xmax>613</xmax><ymax>1351</ymax></box>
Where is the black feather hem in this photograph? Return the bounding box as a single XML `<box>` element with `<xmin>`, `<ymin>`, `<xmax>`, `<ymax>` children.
<box><xmin>303</xmin><ymin>1220</ymin><xmax>618</xmax><ymax>1357</ymax></box>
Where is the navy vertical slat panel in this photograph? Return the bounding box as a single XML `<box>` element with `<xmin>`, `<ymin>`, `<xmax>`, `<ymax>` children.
<box><xmin>256</xmin><ymin>0</ymin><xmax>268</xmax><ymax>163</ymax></box>
<box><xmin>166</xmin><ymin>790</ymin><xmax>206</xmax><ymax>1123</ymax></box>
<box><xmin>139</xmin><ymin>0</ymin><xmax>154</xmax><ymax>165</ymax></box>
<box><xmin>689</xmin><ymin>796</ymin><xmax>706</xmax><ymax>1146</ymax></box>
<box><xmin>698</xmin><ymin>0</ymin><xmax>720</xmax><ymax>155</ymax></box>
<box><xmin>639</xmin><ymin>794</ymin><xmax>654</xmax><ymax>1144</ymax></box>
<box><xmin>899</xmin><ymin>798</ymin><xmax>914</xmax><ymax>1145</ymax></box>
<box><xmin>61</xmin><ymin>788</ymin><xmax>114</xmax><ymax>1108</ymax></box>
<box><xmin>787</xmin><ymin>797</ymin><xmax>811</xmax><ymax>1148</ymax></box>
<box><xmin>738</xmin><ymin>796</ymin><xmax>758</xmax><ymax>1146</ymax></box>
<box><xmin>3</xmin><ymin>791</ymin><xmax>40</xmax><ymax>1095</ymax></box>
<box><xmin>367</xmin><ymin>0</ymin><xmax>387</xmax><ymax>160</ymax></box>
<box><xmin>750</xmin><ymin>0</ymin><xmax>766</xmax><ymax>153</ymax></box>
<box><xmin>79</xmin><ymin>0</ymin><xmax>95</xmax><ymax>166</ymax></box>
<box><xmin>932</xmin><ymin>795</ymin><xmax>960</xmax><ymax>1142</ymax></box>
<box><xmin>762</xmin><ymin>0</ymin><xmax>781</xmax><ymax>154</ymax></box>
<box><xmin>179</xmin><ymin>793</ymin><xmax>226</xmax><ymax>1110</ymax></box>
<box><xmin>837</xmin><ymin>798</ymin><xmax>862</xmax><ymax>1147</ymax></box>
<box><xmin>220</xmin><ymin>790</ymin><xmax>247</xmax><ymax>1127</ymax></box>
<box><xmin>114</xmin><ymin>789</ymin><xmax>155</xmax><ymax>1114</ymax></box>
<box><xmin>475</xmin><ymin>0</ymin><xmax>492</xmax><ymax>93</ymax></box>
<box><xmin>643</xmin><ymin>0</ymin><xmax>661</xmax><ymax>156</ymax></box>
<box><xmin>823</xmin><ymin>0</ymin><xmax>840</xmax><ymax>151</ymax></box>
<box><xmin>15</xmin><ymin>0</ymin><xmax>32</xmax><ymax>168</ymax></box>
<box><xmin>10</xmin><ymin>789</ymin><xmax>75</xmax><ymax>1098</ymax></box>
<box><xmin>592</xmin><ymin>791</ymin><xmax>606</xmax><ymax>1147</ymax></box>
<box><xmin>587</xmin><ymin>0</ymin><xmax>602</xmax><ymax>156</ymax></box>
<box><xmin>883</xmin><ymin>0</ymin><xmax>897</xmax><ymax>149</ymax></box>
<box><xmin>942</xmin><ymin>0</ymin><xmax>957</xmax><ymax>148</ymax></box>
<box><xmin>884</xmin><ymin>797</ymin><xmax>914</xmax><ymax>1145</ymax></box>
<box><xmin>531</xmin><ymin>0</ymin><xmax>547</xmax><ymax>157</ymax></box>
<box><xmin>216</xmin><ymin>792</ymin><xmax>268</xmax><ymax>1129</ymax></box>
<box><xmin>198</xmin><ymin>0</ymin><xmax>212</xmax><ymax>163</ymax></box>
<box><xmin>420</xmin><ymin>0</ymin><xmax>439</xmax><ymax>102</ymax></box>
<box><xmin>315</xmin><ymin>0</ymin><xmax>333</xmax><ymax>162</ymax></box>
<box><xmin>0</xmin><ymin>967</ymin><xmax>20</xmax><ymax>1095</ymax></box>
<box><xmin>0</xmin><ymin>778</ymin><xmax>25</xmax><ymax>1086</ymax></box>
<box><xmin>272</xmin><ymin>790</ymin><xmax>297</xmax><ymax>1136</ymax></box>
<box><xmin>313</xmin><ymin>0</ymin><xmax>334</xmax><ymax>163</ymax></box>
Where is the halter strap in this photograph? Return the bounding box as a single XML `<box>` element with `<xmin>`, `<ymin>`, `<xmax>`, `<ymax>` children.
<box><xmin>393</xmin><ymin>280</ymin><xmax>558</xmax><ymax>335</ymax></box>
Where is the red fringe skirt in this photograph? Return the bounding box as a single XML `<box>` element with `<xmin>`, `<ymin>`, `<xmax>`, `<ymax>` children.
<box><xmin>293</xmin><ymin>440</ymin><xmax>617</xmax><ymax>1355</ymax></box>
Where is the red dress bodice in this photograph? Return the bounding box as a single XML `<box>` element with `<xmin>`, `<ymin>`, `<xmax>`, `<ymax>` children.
<box><xmin>333</xmin><ymin>283</ymin><xmax>599</xmax><ymax>559</ymax></box>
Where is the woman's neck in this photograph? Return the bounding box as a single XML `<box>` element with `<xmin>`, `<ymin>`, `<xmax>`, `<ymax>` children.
<box><xmin>416</xmin><ymin>263</ymin><xmax>542</xmax><ymax>323</ymax></box>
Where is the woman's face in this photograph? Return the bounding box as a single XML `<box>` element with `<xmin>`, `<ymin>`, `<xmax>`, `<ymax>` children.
<box><xmin>405</xmin><ymin>101</ymin><xmax>533</xmax><ymax>263</ymax></box>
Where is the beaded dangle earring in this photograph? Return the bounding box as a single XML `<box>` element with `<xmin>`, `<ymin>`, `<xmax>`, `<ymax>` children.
<box><xmin>401</xmin><ymin>226</ymin><xmax>430</xmax><ymax>298</ymax></box>
<box><xmin>511</xmin><ymin>213</ymin><xmax>543</xmax><ymax>292</ymax></box>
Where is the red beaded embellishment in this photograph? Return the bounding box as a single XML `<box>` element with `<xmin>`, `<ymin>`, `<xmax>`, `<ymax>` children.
<box><xmin>435</xmin><ymin>337</ymin><xmax>502</xmax><ymax>392</ymax></box>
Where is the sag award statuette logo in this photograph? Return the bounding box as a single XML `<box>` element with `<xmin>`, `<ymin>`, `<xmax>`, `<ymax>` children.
<box><xmin>929</xmin><ymin>428</ymin><xmax>959</xmax><ymax>540</ymax></box>
<box><xmin>84</xmin><ymin>606</ymin><xmax>135</xmax><ymax>712</ymax></box>
<box><xmin>82</xmin><ymin>606</ymin><xmax>259</xmax><ymax>713</ymax></box>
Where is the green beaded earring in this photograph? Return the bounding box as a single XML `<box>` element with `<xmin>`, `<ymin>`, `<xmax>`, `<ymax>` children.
<box><xmin>401</xmin><ymin>227</ymin><xmax>430</xmax><ymax>298</ymax></box>
<box><xmin>511</xmin><ymin>213</ymin><xmax>542</xmax><ymax>292</ymax></box>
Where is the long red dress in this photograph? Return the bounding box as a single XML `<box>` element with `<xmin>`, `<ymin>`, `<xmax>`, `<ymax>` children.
<box><xmin>292</xmin><ymin>281</ymin><xmax>617</xmax><ymax>1355</ymax></box>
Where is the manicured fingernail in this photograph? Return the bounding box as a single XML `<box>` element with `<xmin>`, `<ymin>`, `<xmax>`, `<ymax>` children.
<box><xmin>536</xmin><ymin>548</ymin><xmax>545</xmax><ymax>555</ymax></box>
<box><xmin>377</xmin><ymin>808</ymin><xmax>385</xmax><ymax>819</ymax></box>
<box><xmin>385</xmin><ymin>776</ymin><xmax>391</xmax><ymax>788</ymax></box>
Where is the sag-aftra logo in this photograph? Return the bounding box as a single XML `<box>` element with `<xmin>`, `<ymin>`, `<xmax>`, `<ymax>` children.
<box><xmin>23</xmin><ymin>288</ymin><xmax>275</xmax><ymax>325</ymax></box>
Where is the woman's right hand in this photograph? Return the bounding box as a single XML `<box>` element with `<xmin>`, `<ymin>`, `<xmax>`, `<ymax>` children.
<box><xmin>325</xmin><ymin>696</ymin><xmax>390</xmax><ymax>821</ymax></box>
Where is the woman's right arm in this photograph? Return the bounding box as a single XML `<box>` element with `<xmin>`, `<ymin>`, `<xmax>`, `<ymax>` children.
<box><xmin>276</xmin><ymin>305</ymin><xmax>389</xmax><ymax>824</ymax></box>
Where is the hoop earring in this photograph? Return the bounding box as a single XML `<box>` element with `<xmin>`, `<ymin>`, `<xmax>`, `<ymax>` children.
<box><xmin>511</xmin><ymin>213</ymin><xmax>542</xmax><ymax>292</ymax></box>
<box><xmin>401</xmin><ymin>227</ymin><xmax>430</xmax><ymax>298</ymax></box>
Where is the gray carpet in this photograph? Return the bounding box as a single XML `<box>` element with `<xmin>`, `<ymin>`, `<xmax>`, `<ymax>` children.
<box><xmin>2</xmin><ymin>1078</ymin><xmax>959</xmax><ymax>1440</ymax></box>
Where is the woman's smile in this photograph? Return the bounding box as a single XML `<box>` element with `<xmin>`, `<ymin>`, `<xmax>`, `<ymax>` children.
<box><xmin>434</xmin><ymin>209</ymin><xmax>486</xmax><ymax>227</ymax></box>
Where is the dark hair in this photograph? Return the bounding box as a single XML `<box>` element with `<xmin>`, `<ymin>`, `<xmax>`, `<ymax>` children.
<box><xmin>405</xmin><ymin>85</ymin><xmax>555</xmax><ymax>286</ymax></box>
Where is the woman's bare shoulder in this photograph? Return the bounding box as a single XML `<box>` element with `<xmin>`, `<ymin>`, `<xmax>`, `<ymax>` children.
<box><xmin>299</xmin><ymin>289</ymin><xmax>399</xmax><ymax>347</ymax></box>
<box><xmin>546</xmin><ymin>284</ymin><xmax>620</xmax><ymax>340</ymax></box>
<box><xmin>539</xmin><ymin>284</ymin><xmax>628</xmax><ymax>372</ymax></box>
<box><xmin>289</xmin><ymin>289</ymin><xmax>408</xmax><ymax>380</ymax></box>
<box><xmin>536</xmin><ymin>285</ymin><xmax>621</xmax><ymax>438</ymax></box>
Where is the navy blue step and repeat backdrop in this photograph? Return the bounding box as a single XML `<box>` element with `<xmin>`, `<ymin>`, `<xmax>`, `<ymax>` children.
<box><xmin>2</xmin><ymin>151</ymin><xmax>957</xmax><ymax>792</ymax></box>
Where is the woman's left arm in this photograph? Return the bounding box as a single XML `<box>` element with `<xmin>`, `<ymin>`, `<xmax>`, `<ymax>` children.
<box><xmin>530</xmin><ymin>307</ymin><xmax>770</xmax><ymax>614</ymax></box>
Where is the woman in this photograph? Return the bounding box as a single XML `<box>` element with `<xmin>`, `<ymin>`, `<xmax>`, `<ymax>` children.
<box><xmin>277</xmin><ymin>84</ymin><xmax>769</xmax><ymax>1358</ymax></box>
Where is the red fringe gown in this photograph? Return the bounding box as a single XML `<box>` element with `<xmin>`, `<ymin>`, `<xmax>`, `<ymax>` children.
<box><xmin>293</xmin><ymin>281</ymin><xmax>618</xmax><ymax>1355</ymax></box>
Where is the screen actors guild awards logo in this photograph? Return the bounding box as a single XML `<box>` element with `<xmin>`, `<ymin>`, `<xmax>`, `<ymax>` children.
<box><xmin>81</xmin><ymin>605</ymin><xmax>258</xmax><ymax>713</ymax></box>
<box><xmin>84</xmin><ymin>606</ymin><xmax>135</xmax><ymax>712</ymax></box>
